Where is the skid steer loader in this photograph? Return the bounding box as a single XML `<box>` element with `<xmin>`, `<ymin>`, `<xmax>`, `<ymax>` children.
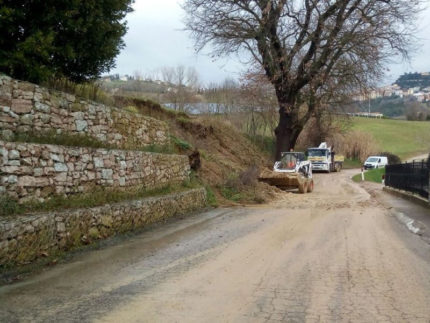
<box><xmin>259</xmin><ymin>151</ymin><xmax>314</xmax><ymax>193</ymax></box>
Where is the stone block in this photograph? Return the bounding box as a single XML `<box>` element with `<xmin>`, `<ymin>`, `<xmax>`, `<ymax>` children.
<box><xmin>20</xmin><ymin>114</ymin><xmax>34</xmax><ymax>125</ymax></box>
<box><xmin>0</xmin><ymin>115</ymin><xmax>15</xmax><ymax>123</ymax></box>
<box><xmin>17</xmin><ymin>176</ymin><xmax>36</xmax><ymax>187</ymax></box>
<box><xmin>54</xmin><ymin>163</ymin><xmax>68</xmax><ymax>172</ymax></box>
<box><xmin>50</xmin><ymin>154</ymin><xmax>64</xmax><ymax>163</ymax></box>
<box><xmin>0</xmin><ymin>96</ymin><xmax>12</xmax><ymax>107</ymax></box>
<box><xmin>87</xmin><ymin>172</ymin><xmax>96</xmax><ymax>180</ymax></box>
<box><xmin>94</xmin><ymin>157</ymin><xmax>104</xmax><ymax>168</ymax></box>
<box><xmin>40</xmin><ymin>114</ymin><xmax>51</xmax><ymax>123</ymax></box>
<box><xmin>33</xmin><ymin>168</ymin><xmax>43</xmax><ymax>177</ymax></box>
<box><xmin>75</xmin><ymin>120</ymin><xmax>88</xmax><ymax>132</ymax></box>
<box><xmin>34</xmin><ymin>102</ymin><xmax>50</xmax><ymax>113</ymax></box>
<box><xmin>7</xmin><ymin>160</ymin><xmax>20</xmax><ymax>166</ymax></box>
<box><xmin>1</xmin><ymin>129</ymin><xmax>14</xmax><ymax>141</ymax></box>
<box><xmin>1</xmin><ymin>166</ymin><xmax>19</xmax><ymax>174</ymax></box>
<box><xmin>55</xmin><ymin>173</ymin><xmax>67</xmax><ymax>182</ymax></box>
<box><xmin>18</xmin><ymin>176</ymin><xmax>49</xmax><ymax>187</ymax></box>
<box><xmin>7</xmin><ymin>175</ymin><xmax>18</xmax><ymax>184</ymax></box>
<box><xmin>11</xmin><ymin>99</ymin><xmax>32</xmax><ymax>114</ymax></box>
<box><xmin>102</xmin><ymin>169</ymin><xmax>113</xmax><ymax>180</ymax></box>
<box><xmin>8</xmin><ymin>150</ymin><xmax>20</xmax><ymax>159</ymax></box>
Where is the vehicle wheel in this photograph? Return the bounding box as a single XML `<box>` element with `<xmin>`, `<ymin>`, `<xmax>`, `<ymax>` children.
<box><xmin>298</xmin><ymin>180</ymin><xmax>308</xmax><ymax>194</ymax></box>
<box><xmin>307</xmin><ymin>179</ymin><xmax>314</xmax><ymax>193</ymax></box>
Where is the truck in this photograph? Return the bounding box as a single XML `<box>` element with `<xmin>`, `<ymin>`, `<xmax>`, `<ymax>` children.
<box><xmin>306</xmin><ymin>142</ymin><xmax>344</xmax><ymax>173</ymax></box>
<box><xmin>258</xmin><ymin>151</ymin><xmax>314</xmax><ymax>193</ymax></box>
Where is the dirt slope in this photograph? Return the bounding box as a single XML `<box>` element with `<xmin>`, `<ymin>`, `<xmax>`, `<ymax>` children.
<box><xmin>114</xmin><ymin>96</ymin><xmax>278</xmax><ymax>205</ymax></box>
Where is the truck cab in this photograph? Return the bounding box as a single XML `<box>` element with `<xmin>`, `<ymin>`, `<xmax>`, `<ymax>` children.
<box><xmin>307</xmin><ymin>142</ymin><xmax>343</xmax><ymax>173</ymax></box>
<box><xmin>307</xmin><ymin>148</ymin><xmax>331</xmax><ymax>172</ymax></box>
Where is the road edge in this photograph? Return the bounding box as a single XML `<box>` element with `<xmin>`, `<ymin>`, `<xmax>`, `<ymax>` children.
<box><xmin>382</xmin><ymin>186</ymin><xmax>429</xmax><ymax>209</ymax></box>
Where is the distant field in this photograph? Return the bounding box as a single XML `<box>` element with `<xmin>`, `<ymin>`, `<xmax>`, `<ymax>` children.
<box><xmin>351</xmin><ymin>117</ymin><xmax>430</xmax><ymax>160</ymax></box>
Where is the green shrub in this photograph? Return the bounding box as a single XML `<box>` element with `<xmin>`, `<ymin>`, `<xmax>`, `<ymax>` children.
<box><xmin>220</xmin><ymin>186</ymin><xmax>242</xmax><ymax>202</ymax></box>
<box><xmin>379</xmin><ymin>152</ymin><xmax>401</xmax><ymax>165</ymax></box>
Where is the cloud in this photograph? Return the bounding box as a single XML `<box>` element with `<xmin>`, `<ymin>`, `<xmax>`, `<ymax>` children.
<box><xmin>110</xmin><ymin>0</ymin><xmax>243</xmax><ymax>84</ymax></box>
<box><xmin>111</xmin><ymin>0</ymin><xmax>430</xmax><ymax>86</ymax></box>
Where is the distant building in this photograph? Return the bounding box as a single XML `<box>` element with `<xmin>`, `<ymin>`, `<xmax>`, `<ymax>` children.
<box><xmin>347</xmin><ymin>112</ymin><xmax>384</xmax><ymax>118</ymax></box>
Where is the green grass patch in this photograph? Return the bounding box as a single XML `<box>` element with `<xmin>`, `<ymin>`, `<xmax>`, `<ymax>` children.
<box><xmin>219</xmin><ymin>186</ymin><xmax>242</xmax><ymax>202</ymax></box>
<box><xmin>204</xmin><ymin>185</ymin><xmax>218</xmax><ymax>207</ymax></box>
<box><xmin>3</xmin><ymin>130</ymin><xmax>181</xmax><ymax>155</ymax></box>
<box><xmin>351</xmin><ymin>118</ymin><xmax>430</xmax><ymax>160</ymax></box>
<box><xmin>352</xmin><ymin>167</ymin><xmax>385</xmax><ymax>183</ymax></box>
<box><xmin>171</xmin><ymin>135</ymin><xmax>192</xmax><ymax>151</ymax></box>
<box><xmin>0</xmin><ymin>183</ymin><xmax>201</xmax><ymax>217</ymax></box>
<box><xmin>5</xmin><ymin>130</ymin><xmax>111</xmax><ymax>149</ymax></box>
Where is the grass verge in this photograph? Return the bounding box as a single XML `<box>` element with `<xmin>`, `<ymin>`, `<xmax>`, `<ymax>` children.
<box><xmin>352</xmin><ymin>167</ymin><xmax>385</xmax><ymax>183</ymax></box>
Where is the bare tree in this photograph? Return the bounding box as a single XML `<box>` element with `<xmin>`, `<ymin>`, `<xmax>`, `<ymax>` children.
<box><xmin>183</xmin><ymin>0</ymin><xmax>422</xmax><ymax>159</ymax></box>
<box><xmin>161</xmin><ymin>66</ymin><xmax>175</xmax><ymax>85</ymax></box>
<box><xmin>186</xmin><ymin>66</ymin><xmax>201</xmax><ymax>89</ymax></box>
<box><xmin>160</xmin><ymin>65</ymin><xmax>202</xmax><ymax>111</ymax></box>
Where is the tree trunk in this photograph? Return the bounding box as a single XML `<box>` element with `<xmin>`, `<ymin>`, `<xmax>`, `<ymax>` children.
<box><xmin>274</xmin><ymin>103</ymin><xmax>302</xmax><ymax>160</ymax></box>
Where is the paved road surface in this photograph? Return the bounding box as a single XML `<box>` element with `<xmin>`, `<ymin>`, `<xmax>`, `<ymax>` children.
<box><xmin>1</xmin><ymin>170</ymin><xmax>430</xmax><ymax>322</ymax></box>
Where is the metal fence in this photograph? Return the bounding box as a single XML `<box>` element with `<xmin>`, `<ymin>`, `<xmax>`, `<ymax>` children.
<box><xmin>385</xmin><ymin>159</ymin><xmax>429</xmax><ymax>199</ymax></box>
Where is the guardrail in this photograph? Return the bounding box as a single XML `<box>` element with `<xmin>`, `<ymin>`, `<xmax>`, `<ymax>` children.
<box><xmin>385</xmin><ymin>159</ymin><xmax>429</xmax><ymax>200</ymax></box>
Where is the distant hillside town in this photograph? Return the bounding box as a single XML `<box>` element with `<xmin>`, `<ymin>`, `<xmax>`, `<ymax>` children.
<box><xmin>355</xmin><ymin>72</ymin><xmax>430</xmax><ymax>103</ymax></box>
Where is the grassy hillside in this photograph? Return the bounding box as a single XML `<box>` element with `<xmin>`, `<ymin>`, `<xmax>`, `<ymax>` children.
<box><xmin>351</xmin><ymin>118</ymin><xmax>430</xmax><ymax>160</ymax></box>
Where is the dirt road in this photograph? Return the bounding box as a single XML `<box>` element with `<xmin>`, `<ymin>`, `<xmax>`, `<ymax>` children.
<box><xmin>1</xmin><ymin>170</ymin><xmax>430</xmax><ymax>322</ymax></box>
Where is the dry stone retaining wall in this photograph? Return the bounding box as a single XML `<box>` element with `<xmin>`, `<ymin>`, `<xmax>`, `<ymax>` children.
<box><xmin>0</xmin><ymin>188</ymin><xmax>207</xmax><ymax>266</ymax></box>
<box><xmin>1</xmin><ymin>140</ymin><xmax>190</xmax><ymax>203</ymax></box>
<box><xmin>0</xmin><ymin>75</ymin><xmax>169</xmax><ymax>148</ymax></box>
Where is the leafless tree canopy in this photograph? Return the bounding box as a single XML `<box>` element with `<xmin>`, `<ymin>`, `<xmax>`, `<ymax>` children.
<box><xmin>161</xmin><ymin>65</ymin><xmax>201</xmax><ymax>111</ymax></box>
<box><xmin>183</xmin><ymin>0</ymin><xmax>422</xmax><ymax>158</ymax></box>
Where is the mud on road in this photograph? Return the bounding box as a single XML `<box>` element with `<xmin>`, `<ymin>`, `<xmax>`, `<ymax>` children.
<box><xmin>1</xmin><ymin>170</ymin><xmax>430</xmax><ymax>322</ymax></box>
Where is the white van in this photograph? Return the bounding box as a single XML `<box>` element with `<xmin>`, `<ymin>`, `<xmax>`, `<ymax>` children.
<box><xmin>363</xmin><ymin>156</ymin><xmax>388</xmax><ymax>170</ymax></box>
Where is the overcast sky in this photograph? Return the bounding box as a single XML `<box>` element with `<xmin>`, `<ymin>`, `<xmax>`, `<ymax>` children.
<box><xmin>111</xmin><ymin>0</ymin><xmax>430</xmax><ymax>86</ymax></box>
